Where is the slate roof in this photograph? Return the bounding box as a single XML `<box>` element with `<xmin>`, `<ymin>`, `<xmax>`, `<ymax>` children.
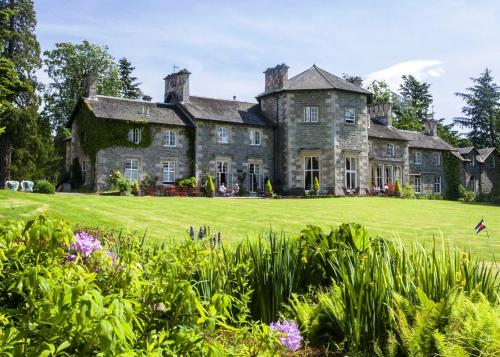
<box><xmin>450</xmin><ymin>150</ymin><xmax>468</xmax><ymax>162</ymax></box>
<box><xmin>182</xmin><ymin>96</ymin><xmax>273</xmax><ymax>126</ymax></box>
<box><xmin>256</xmin><ymin>65</ymin><xmax>371</xmax><ymax>98</ymax></box>
<box><xmin>80</xmin><ymin>96</ymin><xmax>191</xmax><ymax>127</ymax></box>
<box><xmin>477</xmin><ymin>148</ymin><xmax>497</xmax><ymax>162</ymax></box>
<box><xmin>457</xmin><ymin>146</ymin><xmax>475</xmax><ymax>155</ymax></box>
<box><xmin>397</xmin><ymin>129</ymin><xmax>455</xmax><ymax>151</ymax></box>
<box><xmin>368</xmin><ymin>119</ymin><xmax>408</xmax><ymax>141</ymax></box>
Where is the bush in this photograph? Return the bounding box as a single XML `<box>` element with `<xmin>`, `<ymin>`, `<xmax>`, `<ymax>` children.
<box><xmin>265</xmin><ymin>179</ymin><xmax>273</xmax><ymax>197</ymax></box>
<box><xmin>401</xmin><ymin>184</ymin><xmax>416</xmax><ymax>199</ymax></box>
<box><xmin>131</xmin><ymin>180</ymin><xmax>140</xmax><ymax>195</ymax></box>
<box><xmin>394</xmin><ymin>180</ymin><xmax>401</xmax><ymax>197</ymax></box>
<box><xmin>176</xmin><ymin>176</ymin><xmax>197</xmax><ymax>188</ymax></box>
<box><xmin>108</xmin><ymin>170</ymin><xmax>131</xmax><ymax>195</ymax></box>
<box><xmin>34</xmin><ymin>180</ymin><xmax>55</xmax><ymax>194</ymax></box>
<box><xmin>206</xmin><ymin>175</ymin><xmax>215</xmax><ymax>197</ymax></box>
<box><xmin>313</xmin><ymin>177</ymin><xmax>320</xmax><ymax>194</ymax></box>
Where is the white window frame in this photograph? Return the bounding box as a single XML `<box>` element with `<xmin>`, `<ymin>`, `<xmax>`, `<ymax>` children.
<box><xmin>128</xmin><ymin>128</ymin><xmax>141</xmax><ymax>144</ymax></box>
<box><xmin>470</xmin><ymin>155</ymin><xmax>475</xmax><ymax>167</ymax></box>
<box><xmin>217</xmin><ymin>127</ymin><xmax>228</xmax><ymax>144</ymax></box>
<box><xmin>81</xmin><ymin>161</ymin><xmax>87</xmax><ymax>183</ymax></box>
<box><xmin>368</xmin><ymin>143</ymin><xmax>373</xmax><ymax>154</ymax></box>
<box><xmin>216</xmin><ymin>160</ymin><xmax>229</xmax><ymax>188</ymax></box>
<box><xmin>490</xmin><ymin>156</ymin><xmax>496</xmax><ymax>168</ymax></box>
<box><xmin>304</xmin><ymin>106</ymin><xmax>319</xmax><ymax>123</ymax></box>
<box><xmin>162</xmin><ymin>130</ymin><xmax>177</xmax><ymax>147</ymax></box>
<box><xmin>376</xmin><ymin>164</ymin><xmax>384</xmax><ymax>188</ymax></box>
<box><xmin>414</xmin><ymin>151</ymin><xmax>422</xmax><ymax>165</ymax></box>
<box><xmin>433</xmin><ymin>152</ymin><xmax>442</xmax><ymax>167</ymax></box>
<box><xmin>344</xmin><ymin>108</ymin><xmax>356</xmax><ymax>125</ymax></box>
<box><xmin>387</xmin><ymin>144</ymin><xmax>395</xmax><ymax>158</ymax></box>
<box><xmin>250</xmin><ymin>130</ymin><xmax>262</xmax><ymax>146</ymax></box>
<box><xmin>248</xmin><ymin>163</ymin><xmax>263</xmax><ymax>193</ymax></box>
<box><xmin>385</xmin><ymin>165</ymin><xmax>394</xmax><ymax>185</ymax></box>
<box><xmin>304</xmin><ymin>156</ymin><xmax>320</xmax><ymax>191</ymax></box>
<box><xmin>414</xmin><ymin>176</ymin><xmax>421</xmax><ymax>194</ymax></box>
<box><xmin>162</xmin><ymin>161</ymin><xmax>175</xmax><ymax>184</ymax></box>
<box><xmin>124</xmin><ymin>159</ymin><xmax>139</xmax><ymax>182</ymax></box>
<box><xmin>434</xmin><ymin>176</ymin><xmax>442</xmax><ymax>193</ymax></box>
<box><xmin>345</xmin><ymin>156</ymin><xmax>358</xmax><ymax>190</ymax></box>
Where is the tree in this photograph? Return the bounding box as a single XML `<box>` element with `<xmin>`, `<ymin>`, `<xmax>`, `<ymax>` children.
<box><xmin>42</xmin><ymin>40</ymin><xmax>121</xmax><ymax>131</ymax></box>
<box><xmin>367</xmin><ymin>80</ymin><xmax>392</xmax><ymax>104</ymax></box>
<box><xmin>393</xmin><ymin>75</ymin><xmax>433</xmax><ymax>131</ymax></box>
<box><xmin>119</xmin><ymin>57</ymin><xmax>142</xmax><ymax>99</ymax></box>
<box><xmin>454</xmin><ymin>69</ymin><xmax>500</xmax><ymax>148</ymax></box>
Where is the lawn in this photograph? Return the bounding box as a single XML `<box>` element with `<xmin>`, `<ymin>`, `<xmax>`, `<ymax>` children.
<box><xmin>0</xmin><ymin>190</ymin><xmax>499</xmax><ymax>260</ymax></box>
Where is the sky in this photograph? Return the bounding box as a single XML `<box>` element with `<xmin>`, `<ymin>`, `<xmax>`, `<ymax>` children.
<box><xmin>34</xmin><ymin>0</ymin><xmax>500</xmax><ymax>124</ymax></box>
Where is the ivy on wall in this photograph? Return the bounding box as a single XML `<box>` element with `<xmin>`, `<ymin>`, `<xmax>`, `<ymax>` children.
<box><xmin>443</xmin><ymin>152</ymin><xmax>461</xmax><ymax>200</ymax></box>
<box><xmin>75</xmin><ymin>101</ymin><xmax>153</xmax><ymax>162</ymax></box>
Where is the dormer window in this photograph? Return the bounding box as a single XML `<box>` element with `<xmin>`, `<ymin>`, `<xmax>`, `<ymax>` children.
<box><xmin>217</xmin><ymin>127</ymin><xmax>228</xmax><ymax>143</ymax></box>
<box><xmin>128</xmin><ymin>128</ymin><xmax>141</xmax><ymax>144</ymax></box>
<box><xmin>345</xmin><ymin>108</ymin><xmax>356</xmax><ymax>124</ymax></box>
<box><xmin>387</xmin><ymin>144</ymin><xmax>394</xmax><ymax>157</ymax></box>
<box><xmin>304</xmin><ymin>106</ymin><xmax>318</xmax><ymax>123</ymax></box>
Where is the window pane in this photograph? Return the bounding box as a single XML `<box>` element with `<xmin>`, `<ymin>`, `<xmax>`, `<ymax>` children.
<box><xmin>312</xmin><ymin>157</ymin><xmax>319</xmax><ymax>170</ymax></box>
<box><xmin>305</xmin><ymin>171</ymin><xmax>312</xmax><ymax>190</ymax></box>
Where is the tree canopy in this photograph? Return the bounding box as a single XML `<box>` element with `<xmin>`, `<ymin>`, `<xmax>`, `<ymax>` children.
<box><xmin>119</xmin><ymin>57</ymin><xmax>142</xmax><ymax>99</ymax></box>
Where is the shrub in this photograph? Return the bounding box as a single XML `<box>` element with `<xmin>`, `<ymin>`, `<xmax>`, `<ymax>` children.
<box><xmin>265</xmin><ymin>179</ymin><xmax>273</xmax><ymax>197</ymax></box>
<box><xmin>108</xmin><ymin>170</ymin><xmax>131</xmax><ymax>195</ymax></box>
<box><xmin>176</xmin><ymin>176</ymin><xmax>197</xmax><ymax>188</ymax></box>
<box><xmin>313</xmin><ymin>177</ymin><xmax>320</xmax><ymax>194</ymax></box>
<box><xmin>401</xmin><ymin>184</ymin><xmax>416</xmax><ymax>199</ymax></box>
<box><xmin>131</xmin><ymin>180</ymin><xmax>140</xmax><ymax>195</ymax></box>
<box><xmin>206</xmin><ymin>175</ymin><xmax>215</xmax><ymax>197</ymax></box>
<box><xmin>34</xmin><ymin>180</ymin><xmax>55</xmax><ymax>194</ymax></box>
<box><xmin>394</xmin><ymin>180</ymin><xmax>401</xmax><ymax>197</ymax></box>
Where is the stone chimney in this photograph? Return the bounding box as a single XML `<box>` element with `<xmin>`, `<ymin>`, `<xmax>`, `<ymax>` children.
<box><xmin>164</xmin><ymin>69</ymin><xmax>190</xmax><ymax>103</ymax></box>
<box><xmin>84</xmin><ymin>73</ymin><xmax>97</xmax><ymax>99</ymax></box>
<box><xmin>264</xmin><ymin>64</ymin><xmax>289</xmax><ymax>92</ymax></box>
<box><xmin>425</xmin><ymin>117</ymin><xmax>438</xmax><ymax>136</ymax></box>
<box><xmin>142</xmin><ymin>95</ymin><xmax>152</xmax><ymax>102</ymax></box>
<box><xmin>347</xmin><ymin>77</ymin><xmax>363</xmax><ymax>87</ymax></box>
<box><xmin>368</xmin><ymin>102</ymin><xmax>392</xmax><ymax>126</ymax></box>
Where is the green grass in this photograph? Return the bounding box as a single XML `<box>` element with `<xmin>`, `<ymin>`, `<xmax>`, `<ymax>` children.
<box><xmin>0</xmin><ymin>190</ymin><xmax>499</xmax><ymax>260</ymax></box>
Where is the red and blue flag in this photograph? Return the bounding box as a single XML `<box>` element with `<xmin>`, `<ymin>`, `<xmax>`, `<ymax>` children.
<box><xmin>475</xmin><ymin>219</ymin><xmax>486</xmax><ymax>234</ymax></box>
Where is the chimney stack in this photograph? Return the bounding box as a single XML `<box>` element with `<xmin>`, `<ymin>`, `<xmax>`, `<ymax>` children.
<box><xmin>368</xmin><ymin>103</ymin><xmax>392</xmax><ymax>126</ymax></box>
<box><xmin>164</xmin><ymin>69</ymin><xmax>190</xmax><ymax>103</ymax></box>
<box><xmin>264</xmin><ymin>63</ymin><xmax>289</xmax><ymax>92</ymax></box>
<box><xmin>84</xmin><ymin>73</ymin><xmax>97</xmax><ymax>99</ymax></box>
<box><xmin>233</xmin><ymin>95</ymin><xmax>237</xmax><ymax>101</ymax></box>
<box><xmin>142</xmin><ymin>95</ymin><xmax>152</xmax><ymax>102</ymax></box>
<box><xmin>346</xmin><ymin>76</ymin><xmax>363</xmax><ymax>87</ymax></box>
<box><xmin>425</xmin><ymin>116</ymin><xmax>438</xmax><ymax>136</ymax></box>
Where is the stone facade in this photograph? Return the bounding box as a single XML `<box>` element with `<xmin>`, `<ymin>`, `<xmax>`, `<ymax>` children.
<box><xmin>408</xmin><ymin>149</ymin><xmax>447</xmax><ymax>194</ymax></box>
<box><xmin>368</xmin><ymin>138</ymin><xmax>409</xmax><ymax>189</ymax></box>
<box><xmin>459</xmin><ymin>148</ymin><xmax>499</xmax><ymax>194</ymax></box>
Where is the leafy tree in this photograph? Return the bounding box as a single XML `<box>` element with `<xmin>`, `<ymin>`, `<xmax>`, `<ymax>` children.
<box><xmin>42</xmin><ymin>40</ymin><xmax>121</xmax><ymax>131</ymax></box>
<box><xmin>119</xmin><ymin>57</ymin><xmax>141</xmax><ymax>99</ymax></box>
<box><xmin>393</xmin><ymin>75</ymin><xmax>433</xmax><ymax>130</ymax></box>
<box><xmin>454</xmin><ymin>68</ymin><xmax>500</xmax><ymax>148</ymax></box>
<box><xmin>367</xmin><ymin>80</ymin><xmax>392</xmax><ymax>104</ymax></box>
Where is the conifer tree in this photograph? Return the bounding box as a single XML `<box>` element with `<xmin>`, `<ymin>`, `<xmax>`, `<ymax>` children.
<box><xmin>454</xmin><ymin>69</ymin><xmax>500</xmax><ymax>148</ymax></box>
<box><xmin>393</xmin><ymin>75</ymin><xmax>433</xmax><ymax>131</ymax></box>
<box><xmin>119</xmin><ymin>57</ymin><xmax>142</xmax><ymax>99</ymax></box>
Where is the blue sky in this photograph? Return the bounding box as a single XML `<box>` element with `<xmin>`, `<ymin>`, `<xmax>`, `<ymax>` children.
<box><xmin>35</xmin><ymin>0</ymin><xmax>500</xmax><ymax>123</ymax></box>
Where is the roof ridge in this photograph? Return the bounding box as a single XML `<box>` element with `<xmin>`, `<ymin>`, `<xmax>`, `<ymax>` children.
<box><xmin>95</xmin><ymin>95</ymin><xmax>157</xmax><ymax>104</ymax></box>
<box><xmin>189</xmin><ymin>95</ymin><xmax>257</xmax><ymax>105</ymax></box>
<box><xmin>313</xmin><ymin>65</ymin><xmax>337</xmax><ymax>88</ymax></box>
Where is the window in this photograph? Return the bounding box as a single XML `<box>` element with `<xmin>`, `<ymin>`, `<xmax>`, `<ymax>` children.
<box><xmin>376</xmin><ymin>164</ymin><xmax>384</xmax><ymax>188</ymax></box>
<box><xmin>385</xmin><ymin>165</ymin><xmax>394</xmax><ymax>184</ymax></box>
<box><xmin>433</xmin><ymin>152</ymin><xmax>442</xmax><ymax>167</ymax></box>
<box><xmin>124</xmin><ymin>159</ymin><xmax>139</xmax><ymax>182</ymax></box>
<box><xmin>470</xmin><ymin>155</ymin><xmax>475</xmax><ymax>166</ymax></box>
<box><xmin>304</xmin><ymin>106</ymin><xmax>319</xmax><ymax>123</ymax></box>
<box><xmin>142</xmin><ymin>106</ymin><xmax>150</xmax><ymax>116</ymax></box>
<box><xmin>344</xmin><ymin>108</ymin><xmax>356</xmax><ymax>124</ymax></box>
<box><xmin>414</xmin><ymin>151</ymin><xmax>422</xmax><ymax>165</ymax></box>
<box><xmin>304</xmin><ymin>156</ymin><xmax>319</xmax><ymax>191</ymax></box>
<box><xmin>387</xmin><ymin>144</ymin><xmax>394</xmax><ymax>157</ymax></box>
<box><xmin>414</xmin><ymin>176</ymin><xmax>421</xmax><ymax>194</ymax></box>
<box><xmin>490</xmin><ymin>156</ymin><xmax>496</xmax><ymax>168</ymax></box>
<box><xmin>394</xmin><ymin>166</ymin><xmax>401</xmax><ymax>184</ymax></box>
<box><xmin>217</xmin><ymin>127</ymin><xmax>228</xmax><ymax>143</ymax></box>
<box><xmin>250</xmin><ymin>130</ymin><xmax>261</xmax><ymax>145</ymax></box>
<box><xmin>128</xmin><ymin>128</ymin><xmax>141</xmax><ymax>144</ymax></box>
<box><xmin>162</xmin><ymin>130</ymin><xmax>176</xmax><ymax>147</ymax></box>
<box><xmin>81</xmin><ymin>161</ymin><xmax>87</xmax><ymax>183</ymax></box>
<box><xmin>162</xmin><ymin>161</ymin><xmax>175</xmax><ymax>184</ymax></box>
<box><xmin>248</xmin><ymin>163</ymin><xmax>263</xmax><ymax>193</ymax></box>
<box><xmin>216</xmin><ymin>161</ymin><xmax>229</xmax><ymax>187</ymax></box>
<box><xmin>434</xmin><ymin>176</ymin><xmax>442</xmax><ymax>193</ymax></box>
<box><xmin>345</xmin><ymin>156</ymin><xmax>358</xmax><ymax>190</ymax></box>
<box><xmin>469</xmin><ymin>176</ymin><xmax>477</xmax><ymax>192</ymax></box>
<box><xmin>368</xmin><ymin>143</ymin><xmax>373</xmax><ymax>154</ymax></box>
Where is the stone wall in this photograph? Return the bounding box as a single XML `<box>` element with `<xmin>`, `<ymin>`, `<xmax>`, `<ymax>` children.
<box><xmin>368</xmin><ymin>138</ymin><xmax>409</xmax><ymax>187</ymax></box>
<box><xmin>409</xmin><ymin>148</ymin><xmax>447</xmax><ymax>194</ymax></box>
<box><xmin>94</xmin><ymin>125</ymin><xmax>192</xmax><ymax>191</ymax></box>
<box><xmin>195</xmin><ymin>120</ymin><xmax>274</xmax><ymax>192</ymax></box>
<box><xmin>480</xmin><ymin>153</ymin><xmax>499</xmax><ymax>193</ymax></box>
<box><xmin>69</xmin><ymin>108</ymin><xmax>93</xmax><ymax>189</ymax></box>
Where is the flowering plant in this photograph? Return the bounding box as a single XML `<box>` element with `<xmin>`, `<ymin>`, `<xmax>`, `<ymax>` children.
<box><xmin>67</xmin><ymin>231</ymin><xmax>116</xmax><ymax>267</ymax></box>
<box><xmin>270</xmin><ymin>320</ymin><xmax>302</xmax><ymax>351</ymax></box>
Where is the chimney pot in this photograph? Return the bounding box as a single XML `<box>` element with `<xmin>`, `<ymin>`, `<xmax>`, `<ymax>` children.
<box><xmin>142</xmin><ymin>95</ymin><xmax>152</xmax><ymax>102</ymax></box>
<box><xmin>233</xmin><ymin>95</ymin><xmax>237</xmax><ymax>101</ymax></box>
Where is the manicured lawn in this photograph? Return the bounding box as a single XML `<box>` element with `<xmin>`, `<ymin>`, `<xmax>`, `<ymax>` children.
<box><xmin>0</xmin><ymin>190</ymin><xmax>499</xmax><ymax>260</ymax></box>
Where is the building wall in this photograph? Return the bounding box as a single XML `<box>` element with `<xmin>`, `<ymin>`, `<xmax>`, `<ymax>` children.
<box><xmin>368</xmin><ymin>138</ymin><xmax>409</xmax><ymax>188</ymax></box>
<box><xmin>195</xmin><ymin>120</ymin><xmax>274</xmax><ymax>192</ymax></box>
<box><xmin>409</xmin><ymin>148</ymin><xmax>447</xmax><ymax>194</ymax></box>
<box><xmin>94</xmin><ymin>125</ymin><xmax>192</xmax><ymax>191</ymax></box>
<box><xmin>480</xmin><ymin>153</ymin><xmax>499</xmax><ymax>194</ymax></box>
<box><xmin>69</xmin><ymin>108</ymin><xmax>94</xmax><ymax>189</ymax></box>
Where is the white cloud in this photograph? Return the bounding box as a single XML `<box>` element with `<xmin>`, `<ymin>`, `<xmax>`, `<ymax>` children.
<box><xmin>366</xmin><ymin>60</ymin><xmax>445</xmax><ymax>90</ymax></box>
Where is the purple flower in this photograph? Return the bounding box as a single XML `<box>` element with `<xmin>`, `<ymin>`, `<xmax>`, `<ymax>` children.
<box><xmin>70</xmin><ymin>231</ymin><xmax>103</xmax><ymax>257</ymax></box>
<box><xmin>106</xmin><ymin>250</ymin><xmax>117</xmax><ymax>265</ymax></box>
<box><xmin>270</xmin><ymin>320</ymin><xmax>302</xmax><ymax>351</ymax></box>
<box><xmin>154</xmin><ymin>303</ymin><xmax>166</xmax><ymax>312</ymax></box>
<box><xmin>65</xmin><ymin>254</ymin><xmax>76</xmax><ymax>262</ymax></box>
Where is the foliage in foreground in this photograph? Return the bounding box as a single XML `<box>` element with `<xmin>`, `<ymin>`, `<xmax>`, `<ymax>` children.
<box><xmin>0</xmin><ymin>216</ymin><xmax>498</xmax><ymax>356</ymax></box>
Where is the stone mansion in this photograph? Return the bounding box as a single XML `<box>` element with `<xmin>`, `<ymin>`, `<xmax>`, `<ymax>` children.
<box><xmin>66</xmin><ymin>64</ymin><xmax>499</xmax><ymax>195</ymax></box>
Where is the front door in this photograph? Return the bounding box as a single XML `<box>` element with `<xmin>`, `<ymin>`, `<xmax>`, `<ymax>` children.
<box><xmin>248</xmin><ymin>163</ymin><xmax>261</xmax><ymax>193</ymax></box>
